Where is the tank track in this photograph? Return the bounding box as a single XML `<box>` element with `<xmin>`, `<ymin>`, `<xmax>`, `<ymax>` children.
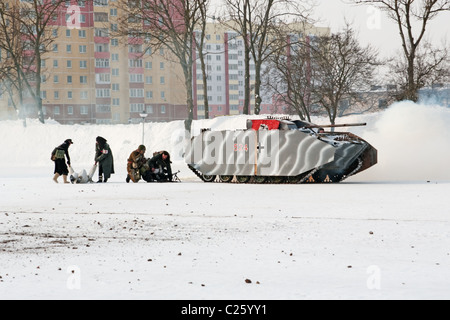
<box><xmin>188</xmin><ymin>156</ymin><xmax>363</xmax><ymax>184</ymax></box>
<box><xmin>339</xmin><ymin>157</ymin><xmax>363</xmax><ymax>182</ymax></box>
<box><xmin>188</xmin><ymin>164</ymin><xmax>319</xmax><ymax>184</ymax></box>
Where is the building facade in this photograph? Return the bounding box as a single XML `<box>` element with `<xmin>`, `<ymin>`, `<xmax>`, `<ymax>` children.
<box><xmin>0</xmin><ymin>0</ymin><xmax>188</xmax><ymax>124</ymax></box>
<box><xmin>0</xmin><ymin>0</ymin><xmax>330</xmax><ymax>124</ymax></box>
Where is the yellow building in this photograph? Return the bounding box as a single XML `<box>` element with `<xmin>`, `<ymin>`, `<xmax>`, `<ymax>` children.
<box><xmin>0</xmin><ymin>1</ymin><xmax>329</xmax><ymax>123</ymax></box>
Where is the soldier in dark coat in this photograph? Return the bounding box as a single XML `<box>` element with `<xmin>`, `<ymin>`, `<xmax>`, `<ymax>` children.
<box><xmin>95</xmin><ymin>136</ymin><xmax>114</xmax><ymax>183</ymax></box>
<box><xmin>51</xmin><ymin>139</ymin><xmax>73</xmax><ymax>183</ymax></box>
<box><xmin>145</xmin><ymin>151</ymin><xmax>172</xmax><ymax>182</ymax></box>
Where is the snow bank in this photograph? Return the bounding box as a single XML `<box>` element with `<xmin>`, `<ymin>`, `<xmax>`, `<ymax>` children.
<box><xmin>1</xmin><ymin>101</ymin><xmax>449</xmax><ymax>181</ymax></box>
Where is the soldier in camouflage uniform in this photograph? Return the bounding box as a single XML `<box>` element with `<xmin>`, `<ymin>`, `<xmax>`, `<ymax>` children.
<box><xmin>126</xmin><ymin>145</ymin><xmax>148</xmax><ymax>183</ymax></box>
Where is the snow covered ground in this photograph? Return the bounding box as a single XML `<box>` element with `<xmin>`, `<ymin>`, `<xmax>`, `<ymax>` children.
<box><xmin>1</xmin><ymin>101</ymin><xmax>449</xmax><ymax>300</ymax></box>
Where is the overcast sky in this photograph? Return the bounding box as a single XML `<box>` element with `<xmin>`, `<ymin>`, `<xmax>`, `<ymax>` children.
<box><xmin>312</xmin><ymin>0</ymin><xmax>450</xmax><ymax>58</ymax></box>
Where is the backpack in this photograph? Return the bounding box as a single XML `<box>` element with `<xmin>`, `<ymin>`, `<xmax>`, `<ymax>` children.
<box><xmin>51</xmin><ymin>148</ymin><xmax>65</xmax><ymax>161</ymax></box>
<box><xmin>51</xmin><ymin>148</ymin><xmax>57</xmax><ymax>161</ymax></box>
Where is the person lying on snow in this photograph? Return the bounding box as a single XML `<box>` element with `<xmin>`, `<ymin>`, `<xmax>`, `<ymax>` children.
<box><xmin>142</xmin><ymin>151</ymin><xmax>173</xmax><ymax>182</ymax></box>
<box><xmin>69</xmin><ymin>164</ymin><xmax>97</xmax><ymax>184</ymax></box>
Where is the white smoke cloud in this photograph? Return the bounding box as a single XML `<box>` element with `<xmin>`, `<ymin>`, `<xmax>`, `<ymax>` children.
<box><xmin>350</xmin><ymin>101</ymin><xmax>450</xmax><ymax>182</ymax></box>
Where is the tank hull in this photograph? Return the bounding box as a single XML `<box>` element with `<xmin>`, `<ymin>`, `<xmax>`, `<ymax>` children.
<box><xmin>185</xmin><ymin>121</ymin><xmax>377</xmax><ymax>183</ymax></box>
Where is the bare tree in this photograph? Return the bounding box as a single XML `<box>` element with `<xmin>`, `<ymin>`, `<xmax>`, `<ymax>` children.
<box><xmin>388</xmin><ymin>40</ymin><xmax>449</xmax><ymax>100</ymax></box>
<box><xmin>310</xmin><ymin>26</ymin><xmax>381</xmax><ymax>125</ymax></box>
<box><xmin>221</xmin><ymin>0</ymin><xmax>313</xmax><ymax>115</ymax></box>
<box><xmin>264</xmin><ymin>34</ymin><xmax>314</xmax><ymax>121</ymax></box>
<box><xmin>0</xmin><ymin>2</ymin><xmax>26</xmax><ymax>123</ymax></box>
<box><xmin>193</xmin><ymin>0</ymin><xmax>211</xmax><ymax>120</ymax></box>
<box><xmin>0</xmin><ymin>0</ymin><xmax>65</xmax><ymax>123</ymax></box>
<box><xmin>353</xmin><ymin>0</ymin><xmax>450</xmax><ymax>102</ymax></box>
<box><xmin>220</xmin><ymin>0</ymin><xmax>252</xmax><ymax>114</ymax></box>
<box><xmin>114</xmin><ymin>0</ymin><xmax>206</xmax><ymax>132</ymax></box>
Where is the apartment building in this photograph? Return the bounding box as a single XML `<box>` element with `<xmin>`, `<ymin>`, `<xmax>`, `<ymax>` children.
<box><xmin>193</xmin><ymin>21</ymin><xmax>330</xmax><ymax>119</ymax></box>
<box><xmin>0</xmin><ymin>1</ymin><xmax>329</xmax><ymax>124</ymax></box>
<box><xmin>0</xmin><ymin>0</ymin><xmax>187</xmax><ymax>124</ymax></box>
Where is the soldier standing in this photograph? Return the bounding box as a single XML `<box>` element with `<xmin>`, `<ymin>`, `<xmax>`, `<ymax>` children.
<box><xmin>51</xmin><ymin>139</ymin><xmax>73</xmax><ymax>184</ymax></box>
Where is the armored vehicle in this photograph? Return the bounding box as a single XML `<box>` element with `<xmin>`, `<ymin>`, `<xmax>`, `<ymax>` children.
<box><xmin>186</xmin><ymin>118</ymin><xmax>377</xmax><ymax>183</ymax></box>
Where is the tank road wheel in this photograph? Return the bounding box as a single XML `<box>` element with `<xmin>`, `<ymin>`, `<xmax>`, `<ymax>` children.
<box><xmin>236</xmin><ymin>176</ymin><xmax>251</xmax><ymax>184</ymax></box>
<box><xmin>287</xmin><ymin>176</ymin><xmax>301</xmax><ymax>184</ymax></box>
<box><xmin>254</xmin><ymin>176</ymin><xmax>267</xmax><ymax>184</ymax></box>
<box><xmin>269</xmin><ymin>176</ymin><xmax>286</xmax><ymax>184</ymax></box>
<box><xmin>202</xmin><ymin>175</ymin><xmax>216</xmax><ymax>183</ymax></box>
<box><xmin>219</xmin><ymin>175</ymin><xmax>234</xmax><ymax>183</ymax></box>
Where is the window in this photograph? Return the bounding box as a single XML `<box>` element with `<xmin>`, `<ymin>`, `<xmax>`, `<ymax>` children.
<box><xmin>96</xmin><ymin>89</ymin><xmax>111</xmax><ymax>98</ymax></box>
<box><xmin>130</xmin><ymin>89</ymin><xmax>144</xmax><ymax>98</ymax></box>
<box><xmin>94</xmin><ymin>0</ymin><xmax>108</xmax><ymax>6</ymax></box>
<box><xmin>66</xmin><ymin>44</ymin><xmax>72</xmax><ymax>53</ymax></box>
<box><xmin>68</xmin><ymin>91</ymin><xmax>73</xmax><ymax>99</ymax></box>
<box><xmin>53</xmin><ymin>75</ymin><xmax>59</xmax><ymax>83</ymax></box>
<box><xmin>53</xmin><ymin>60</ymin><xmax>58</xmax><ymax>68</ymax></box>
<box><xmin>94</xmin><ymin>12</ymin><xmax>108</xmax><ymax>22</ymax></box>
<box><xmin>112</xmin><ymin>83</ymin><xmax>119</xmax><ymax>91</ymax></box>
<box><xmin>112</xmin><ymin>98</ymin><xmax>120</xmax><ymax>106</ymax></box>
<box><xmin>111</xmin><ymin>53</ymin><xmax>119</xmax><ymax>61</ymax></box>
<box><xmin>96</xmin><ymin>73</ymin><xmax>111</xmax><ymax>84</ymax></box>
<box><xmin>80</xmin><ymin>60</ymin><xmax>87</xmax><ymax>68</ymax></box>
<box><xmin>129</xmin><ymin>74</ymin><xmax>143</xmax><ymax>83</ymax></box>
<box><xmin>95</xmin><ymin>59</ymin><xmax>110</xmax><ymax>68</ymax></box>
<box><xmin>112</xmin><ymin>68</ymin><xmax>119</xmax><ymax>76</ymax></box>
<box><xmin>68</xmin><ymin>106</ymin><xmax>73</xmax><ymax>115</ymax></box>
<box><xmin>79</xmin><ymin>30</ymin><xmax>86</xmax><ymax>38</ymax></box>
<box><xmin>130</xmin><ymin>103</ymin><xmax>144</xmax><ymax>112</ymax></box>
<box><xmin>66</xmin><ymin>29</ymin><xmax>71</xmax><ymax>37</ymax></box>
<box><xmin>160</xmin><ymin>62</ymin><xmax>164</xmax><ymax>69</ymax></box>
<box><xmin>53</xmin><ymin>44</ymin><xmax>58</xmax><ymax>52</ymax></box>
<box><xmin>160</xmin><ymin>76</ymin><xmax>165</xmax><ymax>84</ymax></box>
<box><xmin>67</xmin><ymin>60</ymin><xmax>72</xmax><ymax>68</ymax></box>
<box><xmin>67</xmin><ymin>75</ymin><xmax>72</xmax><ymax>84</ymax></box>
<box><xmin>146</xmin><ymin>91</ymin><xmax>153</xmax><ymax>99</ymax></box>
<box><xmin>80</xmin><ymin>106</ymin><xmax>89</xmax><ymax>115</ymax></box>
<box><xmin>54</xmin><ymin>106</ymin><xmax>60</xmax><ymax>115</ymax></box>
<box><xmin>128</xmin><ymin>59</ymin><xmax>143</xmax><ymax>68</ymax></box>
<box><xmin>96</xmin><ymin>105</ymin><xmax>111</xmax><ymax>113</ymax></box>
<box><xmin>129</xmin><ymin>44</ymin><xmax>142</xmax><ymax>53</ymax></box>
<box><xmin>145</xmin><ymin>61</ymin><xmax>152</xmax><ymax>69</ymax></box>
<box><xmin>79</xmin><ymin>45</ymin><xmax>87</xmax><ymax>53</ymax></box>
<box><xmin>95</xmin><ymin>28</ymin><xmax>109</xmax><ymax>37</ymax></box>
<box><xmin>146</xmin><ymin>105</ymin><xmax>153</xmax><ymax>114</ymax></box>
<box><xmin>80</xmin><ymin>76</ymin><xmax>88</xmax><ymax>84</ymax></box>
<box><xmin>95</xmin><ymin>43</ymin><xmax>109</xmax><ymax>53</ymax></box>
<box><xmin>80</xmin><ymin>91</ymin><xmax>88</xmax><ymax>99</ymax></box>
<box><xmin>54</xmin><ymin>91</ymin><xmax>59</xmax><ymax>99</ymax></box>
<box><xmin>161</xmin><ymin>105</ymin><xmax>166</xmax><ymax>114</ymax></box>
